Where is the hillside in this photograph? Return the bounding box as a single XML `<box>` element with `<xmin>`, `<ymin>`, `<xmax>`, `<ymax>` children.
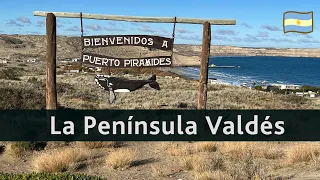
<box><xmin>2</xmin><ymin>33</ymin><xmax>320</xmax><ymax>180</ymax></box>
<box><xmin>1</xmin><ymin>34</ymin><xmax>320</xmax><ymax>67</ymax></box>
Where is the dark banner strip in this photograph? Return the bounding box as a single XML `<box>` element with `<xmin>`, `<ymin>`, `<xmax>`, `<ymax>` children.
<box><xmin>82</xmin><ymin>35</ymin><xmax>173</xmax><ymax>51</ymax></box>
<box><xmin>81</xmin><ymin>53</ymin><xmax>172</xmax><ymax>68</ymax></box>
<box><xmin>1</xmin><ymin>110</ymin><xmax>320</xmax><ymax>141</ymax></box>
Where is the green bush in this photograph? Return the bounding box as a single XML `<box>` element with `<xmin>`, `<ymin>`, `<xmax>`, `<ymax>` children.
<box><xmin>10</xmin><ymin>142</ymin><xmax>47</xmax><ymax>151</ymax></box>
<box><xmin>6</xmin><ymin>142</ymin><xmax>47</xmax><ymax>158</ymax></box>
<box><xmin>254</xmin><ymin>86</ymin><xmax>263</xmax><ymax>91</ymax></box>
<box><xmin>0</xmin><ymin>172</ymin><xmax>103</xmax><ymax>180</ymax></box>
<box><xmin>301</xmin><ymin>85</ymin><xmax>320</xmax><ymax>92</ymax></box>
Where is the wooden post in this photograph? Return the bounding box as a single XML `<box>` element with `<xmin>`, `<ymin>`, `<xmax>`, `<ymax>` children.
<box><xmin>197</xmin><ymin>22</ymin><xmax>211</xmax><ymax>109</ymax></box>
<box><xmin>46</xmin><ymin>13</ymin><xmax>57</xmax><ymax>110</ymax></box>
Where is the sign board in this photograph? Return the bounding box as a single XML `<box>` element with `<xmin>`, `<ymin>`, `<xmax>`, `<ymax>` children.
<box><xmin>82</xmin><ymin>35</ymin><xmax>173</xmax><ymax>51</ymax></box>
<box><xmin>82</xmin><ymin>53</ymin><xmax>172</xmax><ymax>68</ymax></box>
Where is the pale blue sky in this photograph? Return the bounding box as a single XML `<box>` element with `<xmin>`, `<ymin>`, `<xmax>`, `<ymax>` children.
<box><xmin>0</xmin><ymin>0</ymin><xmax>319</xmax><ymax>48</ymax></box>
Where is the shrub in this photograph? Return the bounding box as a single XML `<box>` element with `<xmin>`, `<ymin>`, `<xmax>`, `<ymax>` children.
<box><xmin>0</xmin><ymin>68</ymin><xmax>21</xmax><ymax>80</ymax></box>
<box><xmin>254</xmin><ymin>86</ymin><xmax>263</xmax><ymax>91</ymax></box>
<box><xmin>286</xmin><ymin>144</ymin><xmax>319</xmax><ymax>164</ymax></box>
<box><xmin>301</xmin><ymin>85</ymin><xmax>320</xmax><ymax>92</ymax></box>
<box><xmin>33</xmin><ymin>147</ymin><xmax>89</xmax><ymax>173</ymax></box>
<box><xmin>194</xmin><ymin>142</ymin><xmax>218</xmax><ymax>152</ymax></box>
<box><xmin>26</xmin><ymin>77</ymin><xmax>38</xmax><ymax>84</ymax></box>
<box><xmin>77</xmin><ymin>141</ymin><xmax>119</xmax><ymax>149</ymax></box>
<box><xmin>0</xmin><ymin>36</ymin><xmax>23</xmax><ymax>44</ymax></box>
<box><xmin>281</xmin><ymin>95</ymin><xmax>308</xmax><ymax>105</ymax></box>
<box><xmin>0</xmin><ymin>172</ymin><xmax>102</xmax><ymax>180</ymax></box>
<box><xmin>106</xmin><ymin>148</ymin><xmax>136</xmax><ymax>169</ymax></box>
<box><xmin>0</xmin><ymin>87</ymin><xmax>45</xmax><ymax>109</ymax></box>
<box><xmin>6</xmin><ymin>142</ymin><xmax>47</xmax><ymax>158</ymax></box>
<box><xmin>17</xmin><ymin>63</ymin><xmax>27</xmax><ymax>67</ymax></box>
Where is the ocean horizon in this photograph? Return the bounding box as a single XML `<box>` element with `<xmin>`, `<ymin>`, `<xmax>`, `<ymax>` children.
<box><xmin>173</xmin><ymin>56</ymin><xmax>320</xmax><ymax>87</ymax></box>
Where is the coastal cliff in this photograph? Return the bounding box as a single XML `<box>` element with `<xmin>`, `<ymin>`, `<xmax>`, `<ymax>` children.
<box><xmin>174</xmin><ymin>45</ymin><xmax>320</xmax><ymax>57</ymax></box>
<box><xmin>1</xmin><ymin>34</ymin><xmax>320</xmax><ymax>66</ymax></box>
<box><xmin>172</xmin><ymin>45</ymin><xmax>320</xmax><ymax>66</ymax></box>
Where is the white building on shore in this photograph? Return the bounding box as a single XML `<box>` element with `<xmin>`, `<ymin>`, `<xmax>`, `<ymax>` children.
<box><xmin>209</xmin><ymin>79</ymin><xmax>231</xmax><ymax>85</ymax></box>
<box><xmin>296</xmin><ymin>91</ymin><xmax>318</xmax><ymax>98</ymax></box>
<box><xmin>269</xmin><ymin>84</ymin><xmax>300</xmax><ymax>90</ymax></box>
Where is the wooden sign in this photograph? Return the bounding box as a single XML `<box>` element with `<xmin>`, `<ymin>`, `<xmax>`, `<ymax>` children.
<box><xmin>82</xmin><ymin>35</ymin><xmax>173</xmax><ymax>51</ymax></box>
<box><xmin>82</xmin><ymin>53</ymin><xmax>172</xmax><ymax>68</ymax></box>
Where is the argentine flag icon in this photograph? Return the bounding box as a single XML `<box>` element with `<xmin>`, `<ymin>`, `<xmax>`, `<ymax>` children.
<box><xmin>283</xmin><ymin>11</ymin><xmax>314</xmax><ymax>34</ymax></box>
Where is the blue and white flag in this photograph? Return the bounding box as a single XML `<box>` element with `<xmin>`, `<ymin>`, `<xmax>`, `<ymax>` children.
<box><xmin>283</xmin><ymin>11</ymin><xmax>314</xmax><ymax>33</ymax></box>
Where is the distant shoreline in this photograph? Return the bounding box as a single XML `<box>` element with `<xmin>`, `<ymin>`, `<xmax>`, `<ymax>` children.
<box><xmin>1</xmin><ymin>34</ymin><xmax>320</xmax><ymax>58</ymax></box>
<box><xmin>167</xmin><ymin>55</ymin><xmax>320</xmax><ymax>88</ymax></box>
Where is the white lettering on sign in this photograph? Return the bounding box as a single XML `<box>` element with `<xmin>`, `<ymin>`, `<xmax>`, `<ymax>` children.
<box><xmin>82</xmin><ymin>36</ymin><xmax>170</xmax><ymax>48</ymax></box>
<box><xmin>82</xmin><ymin>54</ymin><xmax>121</xmax><ymax>67</ymax></box>
<box><xmin>82</xmin><ymin>54</ymin><xmax>172</xmax><ymax>67</ymax></box>
<box><xmin>122</xmin><ymin>57</ymin><xmax>172</xmax><ymax>67</ymax></box>
<box><xmin>84</xmin><ymin>39</ymin><xmax>91</xmax><ymax>46</ymax></box>
<box><xmin>147</xmin><ymin>38</ymin><xmax>154</xmax><ymax>45</ymax></box>
<box><xmin>162</xmin><ymin>40</ymin><xmax>168</xmax><ymax>48</ymax></box>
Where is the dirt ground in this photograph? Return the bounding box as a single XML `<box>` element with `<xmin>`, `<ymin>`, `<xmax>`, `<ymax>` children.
<box><xmin>2</xmin><ymin>141</ymin><xmax>320</xmax><ymax>179</ymax></box>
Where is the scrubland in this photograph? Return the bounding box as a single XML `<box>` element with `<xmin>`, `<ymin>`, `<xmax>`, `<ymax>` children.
<box><xmin>1</xmin><ymin>34</ymin><xmax>320</xmax><ymax>179</ymax></box>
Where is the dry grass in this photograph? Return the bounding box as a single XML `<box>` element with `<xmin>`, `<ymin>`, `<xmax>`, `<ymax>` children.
<box><xmin>179</xmin><ymin>154</ymin><xmax>221</xmax><ymax>173</ymax></box>
<box><xmin>193</xmin><ymin>171</ymin><xmax>215</xmax><ymax>180</ymax></box>
<box><xmin>151</xmin><ymin>164</ymin><xmax>167</xmax><ymax>177</ymax></box>
<box><xmin>192</xmin><ymin>153</ymin><xmax>266</xmax><ymax>180</ymax></box>
<box><xmin>161</xmin><ymin>142</ymin><xmax>193</xmax><ymax>156</ymax></box>
<box><xmin>106</xmin><ymin>148</ymin><xmax>136</xmax><ymax>169</ymax></box>
<box><xmin>0</xmin><ymin>72</ymin><xmax>315</xmax><ymax>110</ymax></box>
<box><xmin>179</xmin><ymin>155</ymin><xmax>204</xmax><ymax>171</ymax></box>
<box><xmin>226</xmin><ymin>153</ymin><xmax>268</xmax><ymax>180</ymax></box>
<box><xmin>44</xmin><ymin>141</ymin><xmax>69</xmax><ymax>150</ymax></box>
<box><xmin>77</xmin><ymin>141</ymin><xmax>119</xmax><ymax>149</ymax></box>
<box><xmin>210</xmin><ymin>170</ymin><xmax>234</xmax><ymax>180</ymax></box>
<box><xmin>285</xmin><ymin>143</ymin><xmax>320</xmax><ymax>164</ymax></box>
<box><xmin>60</xmin><ymin>74</ymin><xmax>313</xmax><ymax>110</ymax></box>
<box><xmin>218</xmin><ymin>142</ymin><xmax>254</xmax><ymax>159</ymax></box>
<box><xmin>5</xmin><ymin>143</ymin><xmax>27</xmax><ymax>158</ymax></box>
<box><xmin>194</xmin><ymin>170</ymin><xmax>233</xmax><ymax>180</ymax></box>
<box><xmin>1</xmin><ymin>34</ymin><xmax>320</xmax><ymax>180</ymax></box>
<box><xmin>32</xmin><ymin>147</ymin><xmax>89</xmax><ymax>173</ymax></box>
<box><xmin>194</xmin><ymin>142</ymin><xmax>218</xmax><ymax>152</ymax></box>
<box><xmin>218</xmin><ymin>142</ymin><xmax>283</xmax><ymax>160</ymax></box>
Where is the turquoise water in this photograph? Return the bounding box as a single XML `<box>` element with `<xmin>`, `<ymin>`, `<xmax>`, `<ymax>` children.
<box><xmin>178</xmin><ymin>56</ymin><xmax>320</xmax><ymax>87</ymax></box>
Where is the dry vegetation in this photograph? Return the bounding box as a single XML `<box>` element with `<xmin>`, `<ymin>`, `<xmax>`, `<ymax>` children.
<box><xmin>106</xmin><ymin>148</ymin><xmax>137</xmax><ymax>169</ymax></box>
<box><xmin>77</xmin><ymin>141</ymin><xmax>120</xmax><ymax>149</ymax></box>
<box><xmin>0</xmin><ymin>72</ymin><xmax>313</xmax><ymax>110</ymax></box>
<box><xmin>1</xmin><ymin>34</ymin><xmax>320</xmax><ymax>179</ymax></box>
<box><xmin>32</xmin><ymin>147</ymin><xmax>89</xmax><ymax>173</ymax></box>
<box><xmin>0</xmin><ymin>67</ymin><xmax>319</xmax><ymax>179</ymax></box>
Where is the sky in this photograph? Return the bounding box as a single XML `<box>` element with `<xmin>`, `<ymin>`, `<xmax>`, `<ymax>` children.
<box><xmin>0</xmin><ymin>0</ymin><xmax>319</xmax><ymax>48</ymax></box>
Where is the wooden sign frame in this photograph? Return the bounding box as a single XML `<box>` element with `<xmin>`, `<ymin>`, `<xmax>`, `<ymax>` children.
<box><xmin>34</xmin><ymin>11</ymin><xmax>236</xmax><ymax>110</ymax></box>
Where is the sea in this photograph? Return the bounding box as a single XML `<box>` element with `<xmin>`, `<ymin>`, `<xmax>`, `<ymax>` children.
<box><xmin>174</xmin><ymin>56</ymin><xmax>320</xmax><ymax>87</ymax></box>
